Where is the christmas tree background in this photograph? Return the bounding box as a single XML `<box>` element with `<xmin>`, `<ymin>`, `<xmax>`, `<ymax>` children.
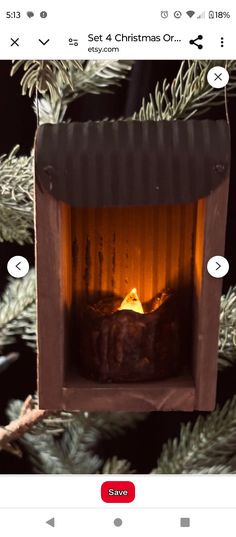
<box><xmin>0</xmin><ymin>60</ymin><xmax>236</xmax><ymax>474</ymax></box>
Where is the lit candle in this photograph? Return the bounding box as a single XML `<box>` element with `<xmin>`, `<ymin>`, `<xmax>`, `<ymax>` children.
<box><xmin>118</xmin><ymin>288</ymin><xmax>144</xmax><ymax>314</ymax></box>
<box><xmin>80</xmin><ymin>288</ymin><xmax>180</xmax><ymax>384</ymax></box>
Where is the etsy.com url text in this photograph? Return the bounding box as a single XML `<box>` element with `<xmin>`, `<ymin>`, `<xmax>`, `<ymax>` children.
<box><xmin>88</xmin><ymin>46</ymin><xmax>119</xmax><ymax>54</ymax></box>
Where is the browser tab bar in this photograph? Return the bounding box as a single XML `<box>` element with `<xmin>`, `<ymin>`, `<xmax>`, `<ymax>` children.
<box><xmin>0</xmin><ymin>1</ymin><xmax>235</xmax><ymax>58</ymax></box>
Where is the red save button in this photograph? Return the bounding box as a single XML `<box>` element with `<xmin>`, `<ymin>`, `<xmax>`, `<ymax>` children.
<box><xmin>101</xmin><ymin>481</ymin><xmax>135</xmax><ymax>503</ymax></box>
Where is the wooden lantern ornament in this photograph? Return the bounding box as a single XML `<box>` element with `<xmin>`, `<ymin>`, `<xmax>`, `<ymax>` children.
<box><xmin>35</xmin><ymin>120</ymin><xmax>230</xmax><ymax>411</ymax></box>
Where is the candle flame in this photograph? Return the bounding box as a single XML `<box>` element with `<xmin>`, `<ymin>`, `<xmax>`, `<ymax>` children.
<box><xmin>118</xmin><ymin>288</ymin><xmax>144</xmax><ymax>314</ymax></box>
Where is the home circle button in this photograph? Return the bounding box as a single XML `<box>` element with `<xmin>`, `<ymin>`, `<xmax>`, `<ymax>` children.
<box><xmin>101</xmin><ymin>481</ymin><xmax>135</xmax><ymax>503</ymax></box>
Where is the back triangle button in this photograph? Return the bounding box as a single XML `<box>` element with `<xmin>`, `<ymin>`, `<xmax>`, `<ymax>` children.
<box><xmin>46</xmin><ymin>518</ymin><xmax>55</xmax><ymax>528</ymax></box>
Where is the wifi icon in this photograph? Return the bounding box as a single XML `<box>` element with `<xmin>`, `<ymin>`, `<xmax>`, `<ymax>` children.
<box><xmin>186</xmin><ymin>10</ymin><xmax>195</xmax><ymax>18</ymax></box>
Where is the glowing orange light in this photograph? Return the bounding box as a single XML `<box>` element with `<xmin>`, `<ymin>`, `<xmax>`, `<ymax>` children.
<box><xmin>118</xmin><ymin>288</ymin><xmax>144</xmax><ymax>314</ymax></box>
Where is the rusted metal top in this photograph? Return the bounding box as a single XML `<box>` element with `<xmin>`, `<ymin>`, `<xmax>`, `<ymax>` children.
<box><xmin>35</xmin><ymin>120</ymin><xmax>230</xmax><ymax>207</ymax></box>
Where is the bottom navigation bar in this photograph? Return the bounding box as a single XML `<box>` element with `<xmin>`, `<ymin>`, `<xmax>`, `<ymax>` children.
<box><xmin>0</xmin><ymin>508</ymin><xmax>236</xmax><ymax>536</ymax></box>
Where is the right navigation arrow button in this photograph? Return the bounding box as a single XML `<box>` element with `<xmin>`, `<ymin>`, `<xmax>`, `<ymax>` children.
<box><xmin>207</xmin><ymin>256</ymin><xmax>229</xmax><ymax>278</ymax></box>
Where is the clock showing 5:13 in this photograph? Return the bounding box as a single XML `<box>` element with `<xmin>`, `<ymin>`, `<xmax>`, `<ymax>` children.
<box><xmin>6</xmin><ymin>11</ymin><xmax>21</xmax><ymax>18</ymax></box>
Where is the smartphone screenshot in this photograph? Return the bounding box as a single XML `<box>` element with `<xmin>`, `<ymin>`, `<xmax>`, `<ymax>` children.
<box><xmin>0</xmin><ymin>1</ymin><xmax>235</xmax><ymax>535</ymax></box>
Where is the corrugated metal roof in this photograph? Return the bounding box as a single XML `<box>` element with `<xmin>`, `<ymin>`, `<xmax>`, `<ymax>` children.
<box><xmin>35</xmin><ymin>120</ymin><xmax>230</xmax><ymax>207</ymax></box>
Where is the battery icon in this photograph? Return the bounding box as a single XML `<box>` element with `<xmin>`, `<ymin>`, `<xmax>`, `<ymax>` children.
<box><xmin>209</xmin><ymin>10</ymin><xmax>214</xmax><ymax>18</ymax></box>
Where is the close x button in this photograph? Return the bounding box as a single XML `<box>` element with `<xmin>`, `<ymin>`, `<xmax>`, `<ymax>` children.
<box><xmin>101</xmin><ymin>481</ymin><xmax>135</xmax><ymax>503</ymax></box>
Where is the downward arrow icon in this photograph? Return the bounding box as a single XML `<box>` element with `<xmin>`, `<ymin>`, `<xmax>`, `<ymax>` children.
<box><xmin>39</xmin><ymin>38</ymin><xmax>50</xmax><ymax>45</ymax></box>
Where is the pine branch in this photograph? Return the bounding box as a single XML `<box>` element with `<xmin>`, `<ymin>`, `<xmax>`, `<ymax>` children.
<box><xmin>0</xmin><ymin>146</ymin><xmax>33</xmax><ymax>244</ymax></box>
<box><xmin>63</xmin><ymin>60</ymin><xmax>134</xmax><ymax>101</ymax></box>
<box><xmin>101</xmin><ymin>456</ymin><xmax>133</xmax><ymax>474</ymax></box>
<box><xmin>11</xmin><ymin>60</ymin><xmax>133</xmax><ymax>124</ymax></box>
<box><xmin>152</xmin><ymin>396</ymin><xmax>236</xmax><ymax>474</ymax></box>
<box><xmin>6</xmin><ymin>400</ymin><xmax>145</xmax><ymax>473</ymax></box>
<box><xmin>0</xmin><ymin>207</ymin><xmax>32</xmax><ymax>244</ymax></box>
<box><xmin>218</xmin><ymin>286</ymin><xmax>236</xmax><ymax>369</ymax></box>
<box><xmin>0</xmin><ymin>352</ymin><xmax>19</xmax><ymax>374</ymax></box>
<box><xmin>134</xmin><ymin>60</ymin><xmax>236</xmax><ymax>121</ymax></box>
<box><xmin>33</xmin><ymin>93</ymin><xmax>67</xmax><ymax>125</ymax></box>
<box><xmin>33</xmin><ymin>60</ymin><xmax>134</xmax><ymax>124</ymax></box>
<box><xmin>184</xmin><ymin>465</ymin><xmax>234</xmax><ymax>474</ymax></box>
<box><xmin>0</xmin><ymin>396</ymin><xmax>47</xmax><ymax>456</ymax></box>
<box><xmin>0</xmin><ymin>269</ymin><xmax>36</xmax><ymax>350</ymax></box>
<box><xmin>11</xmin><ymin>60</ymin><xmax>82</xmax><ymax>99</ymax></box>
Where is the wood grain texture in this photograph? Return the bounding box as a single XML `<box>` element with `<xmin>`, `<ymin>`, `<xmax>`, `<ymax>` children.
<box><xmin>192</xmin><ymin>178</ymin><xmax>230</xmax><ymax>410</ymax></box>
<box><xmin>36</xmin><ymin>185</ymin><xmax>72</xmax><ymax>410</ymax></box>
<box><xmin>62</xmin><ymin>375</ymin><xmax>195</xmax><ymax>411</ymax></box>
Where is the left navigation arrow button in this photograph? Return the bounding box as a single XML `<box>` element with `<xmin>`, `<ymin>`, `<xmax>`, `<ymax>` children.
<box><xmin>7</xmin><ymin>256</ymin><xmax>29</xmax><ymax>278</ymax></box>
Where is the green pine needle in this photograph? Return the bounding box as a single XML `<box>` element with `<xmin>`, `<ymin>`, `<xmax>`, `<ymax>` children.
<box><xmin>101</xmin><ymin>456</ymin><xmax>134</xmax><ymax>474</ymax></box>
<box><xmin>6</xmin><ymin>400</ymin><xmax>145</xmax><ymax>474</ymax></box>
<box><xmin>0</xmin><ymin>146</ymin><xmax>33</xmax><ymax>244</ymax></box>
<box><xmin>33</xmin><ymin>60</ymin><xmax>134</xmax><ymax>124</ymax></box>
<box><xmin>11</xmin><ymin>60</ymin><xmax>82</xmax><ymax>99</ymax></box>
<box><xmin>153</xmin><ymin>396</ymin><xmax>236</xmax><ymax>473</ymax></box>
<box><xmin>134</xmin><ymin>60</ymin><xmax>236</xmax><ymax>121</ymax></box>
<box><xmin>218</xmin><ymin>286</ymin><xmax>236</xmax><ymax>369</ymax></box>
<box><xmin>0</xmin><ymin>269</ymin><xmax>36</xmax><ymax>350</ymax></box>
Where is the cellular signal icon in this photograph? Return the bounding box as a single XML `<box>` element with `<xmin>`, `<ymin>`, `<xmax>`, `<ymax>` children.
<box><xmin>197</xmin><ymin>11</ymin><xmax>205</xmax><ymax>19</ymax></box>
